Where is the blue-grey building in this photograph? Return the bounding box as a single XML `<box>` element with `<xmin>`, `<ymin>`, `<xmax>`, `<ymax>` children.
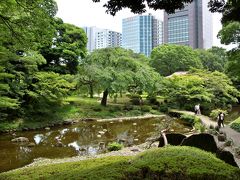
<box><xmin>122</xmin><ymin>14</ymin><xmax>163</xmax><ymax>57</ymax></box>
<box><xmin>164</xmin><ymin>0</ymin><xmax>212</xmax><ymax>49</ymax></box>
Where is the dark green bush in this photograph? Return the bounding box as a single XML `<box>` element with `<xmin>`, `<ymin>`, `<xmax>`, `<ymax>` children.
<box><xmin>107</xmin><ymin>142</ymin><xmax>123</xmax><ymax>151</ymax></box>
<box><xmin>130</xmin><ymin>94</ymin><xmax>142</xmax><ymax>105</ymax></box>
<box><xmin>92</xmin><ymin>107</ymin><xmax>102</xmax><ymax>112</ymax></box>
<box><xmin>141</xmin><ymin>105</ymin><xmax>151</xmax><ymax>112</ymax></box>
<box><xmin>180</xmin><ymin>114</ymin><xmax>196</xmax><ymax>125</ymax></box>
<box><xmin>230</xmin><ymin>117</ymin><xmax>240</xmax><ymax>132</ymax></box>
<box><xmin>123</xmin><ymin>104</ymin><xmax>134</xmax><ymax>111</ymax></box>
<box><xmin>159</xmin><ymin>104</ymin><xmax>168</xmax><ymax>113</ymax></box>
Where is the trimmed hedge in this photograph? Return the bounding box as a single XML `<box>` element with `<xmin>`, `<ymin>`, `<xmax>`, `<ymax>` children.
<box><xmin>230</xmin><ymin>117</ymin><xmax>240</xmax><ymax>132</ymax></box>
<box><xmin>1</xmin><ymin>146</ymin><xmax>239</xmax><ymax>180</ymax></box>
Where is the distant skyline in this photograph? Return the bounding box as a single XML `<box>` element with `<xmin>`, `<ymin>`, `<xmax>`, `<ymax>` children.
<box><xmin>55</xmin><ymin>0</ymin><xmax>228</xmax><ymax>49</ymax></box>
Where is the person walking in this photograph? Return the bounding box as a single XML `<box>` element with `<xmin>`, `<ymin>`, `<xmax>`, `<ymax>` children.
<box><xmin>194</xmin><ymin>104</ymin><xmax>201</xmax><ymax>115</ymax></box>
<box><xmin>217</xmin><ymin>112</ymin><xmax>225</xmax><ymax>128</ymax></box>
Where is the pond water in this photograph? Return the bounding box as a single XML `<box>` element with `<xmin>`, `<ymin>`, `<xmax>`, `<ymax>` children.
<box><xmin>0</xmin><ymin>116</ymin><xmax>191</xmax><ymax>172</ymax></box>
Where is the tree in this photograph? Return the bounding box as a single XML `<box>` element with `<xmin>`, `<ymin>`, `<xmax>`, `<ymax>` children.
<box><xmin>79</xmin><ymin>47</ymin><xmax>161</xmax><ymax>106</ymax></box>
<box><xmin>161</xmin><ymin>69</ymin><xmax>239</xmax><ymax>113</ymax></box>
<box><xmin>196</xmin><ymin>49</ymin><xmax>225</xmax><ymax>72</ymax></box>
<box><xmin>39</xmin><ymin>18</ymin><xmax>87</xmax><ymax>74</ymax></box>
<box><xmin>92</xmin><ymin>0</ymin><xmax>231</xmax><ymax>16</ymax></box>
<box><xmin>150</xmin><ymin>44</ymin><xmax>203</xmax><ymax>76</ymax></box>
<box><xmin>218</xmin><ymin>21</ymin><xmax>240</xmax><ymax>86</ymax></box>
<box><xmin>0</xmin><ymin>0</ymin><xmax>58</xmax><ymax>50</ymax></box>
<box><xmin>208</xmin><ymin>46</ymin><xmax>228</xmax><ymax>68</ymax></box>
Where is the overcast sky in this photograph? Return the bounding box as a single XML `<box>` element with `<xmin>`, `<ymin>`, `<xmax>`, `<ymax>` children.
<box><xmin>55</xmin><ymin>0</ymin><xmax>226</xmax><ymax>48</ymax></box>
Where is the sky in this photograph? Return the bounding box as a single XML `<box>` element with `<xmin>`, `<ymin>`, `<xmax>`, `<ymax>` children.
<box><xmin>55</xmin><ymin>0</ymin><xmax>226</xmax><ymax>48</ymax></box>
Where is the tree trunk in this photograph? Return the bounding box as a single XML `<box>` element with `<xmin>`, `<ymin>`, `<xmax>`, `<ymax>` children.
<box><xmin>101</xmin><ymin>89</ymin><xmax>108</xmax><ymax>106</ymax></box>
<box><xmin>89</xmin><ymin>84</ymin><xmax>93</xmax><ymax>98</ymax></box>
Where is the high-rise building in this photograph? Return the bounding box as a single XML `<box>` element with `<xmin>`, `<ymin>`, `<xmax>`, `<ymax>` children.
<box><xmin>83</xmin><ymin>27</ymin><xmax>122</xmax><ymax>52</ymax></box>
<box><xmin>122</xmin><ymin>14</ymin><xmax>163</xmax><ymax>57</ymax></box>
<box><xmin>163</xmin><ymin>0</ymin><xmax>212</xmax><ymax>49</ymax></box>
<box><xmin>96</xmin><ymin>29</ymin><xmax>122</xmax><ymax>49</ymax></box>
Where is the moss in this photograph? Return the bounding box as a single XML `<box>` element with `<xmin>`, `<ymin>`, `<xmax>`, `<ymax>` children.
<box><xmin>1</xmin><ymin>146</ymin><xmax>239</xmax><ymax>180</ymax></box>
<box><xmin>230</xmin><ymin>117</ymin><xmax>240</xmax><ymax>132</ymax></box>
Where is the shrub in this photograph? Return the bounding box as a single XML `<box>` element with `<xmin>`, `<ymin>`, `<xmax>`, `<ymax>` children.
<box><xmin>230</xmin><ymin>117</ymin><xmax>240</xmax><ymax>132</ymax></box>
<box><xmin>210</xmin><ymin>109</ymin><xmax>228</xmax><ymax>120</ymax></box>
<box><xmin>130</xmin><ymin>94</ymin><xmax>142</xmax><ymax>105</ymax></box>
<box><xmin>146</xmin><ymin>96</ymin><xmax>159</xmax><ymax>105</ymax></box>
<box><xmin>159</xmin><ymin>104</ymin><xmax>168</xmax><ymax>113</ymax></box>
<box><xmin>92</xmin><ymin>107</ymin><xmax>102</xmax><ymax>112</ymax></box>
<box><xmin>107</xmin><ymin>142</ymin><xmax>123</xmax><ymax>151</ymax></box>
<box><xmin>123</xmin><ymin>104</ymin><xmax>134</xmax><ymax>111</ymax></box>
<box><xmin>109</xmin><ymin>106</ymin><xmax>122</xmax><ymax>113</ymax></box>
<box><xmin>141</xmin><ymin>105</ymin><xmax>152</xmax><ymax>112</ymax></box>
<box><xmin>180</xmin><ymin>114</ymin><xmax>196</xmax><ymax>125</ymax></box>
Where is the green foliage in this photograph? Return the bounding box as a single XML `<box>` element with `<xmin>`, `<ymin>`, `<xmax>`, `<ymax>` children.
<box><xmin>210</xmin><ymin>109</ymin><xmax>228</xmax><ymax>120</ymax></box>
<box><xmin>150</xmin><ymin>44</ymin><xmax>202</xmax><ymax>76</ymax></box>
<box><xmin>0</xmin><ymin>0</ymin><xmax>57</xmax><ymax>50</ymax></box>
<box><xmin>40</xmin><ymin>19</ymin><xmax>87</xmax><ymax>74</ymax></box>
<box><xmin>196</xmin><ymin>49</ymin><xmax>225</xmax><ymax>72</ymax></box>
<box><xmin>1</xmin><ymin>146</ymin><xmax>239</xmax><ymax>179</ymax></box>
<box><xmin>230</xmin><ymin>117</ymin><xmax>240</xmax><ymax>132</ymax></box>
<box><xmin>180</xmin><ymin>114</ymin><xmax>196</xmax><ymax>125</ymax></box>
<box><xmin>141</xmin><ymin>105</ymin><xmax>152</xmax><ymax>112</ymax></box>
<box><xmin>161</xmin><ymin>69</ymin><xmax>240</xmax><ymax>113</ymax></box>
<box><xmin>78</xmin><ymin>47</ymin><xmax>162</xmax><ymax>106</ymax></box>
<box><xmin>107</xmin><ymin>142</ymin><xmax>124</xmax><ymax>151</ymax></box>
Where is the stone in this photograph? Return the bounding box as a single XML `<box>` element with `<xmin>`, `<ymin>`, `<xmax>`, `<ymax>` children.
<box><xmin>216</xmin><ymin>150</ymin><xmax>238</xmax><ymax>167</ymax></box>
<box><xmin>97</xmin><ymin>134</ymin><xmax>101</xmax><ymax>138</ymax></box>
<box><xmin>55</xmin><ymin>141</ymin><xmax>63</xmax><ymax>147</ymax></box>
<box><xmin>98</xmin><ymin>131</ymin><xmax>105</xmax><ymax>135</ymax></box>
<box><xmin>133</xmin><ymin>123</ymin><xmax>137</xmax><ymax>126</ymax></box>
<box><xmin>134</xmin><ymin>139</ymin><xmax>139</xmax><ymax>141</ymax></box>
<box><xmin>130</xmin><ymin>148</ymin><xmax>140</xmax><ymax>152</ymax></box>
<box><xmin>133</xmin><ymin>130</ymin><xmax>137</xmax><ymax>133</ymax></box>
<box><xmin>118</xmin><ymin>139</ymin><xmax>126</xmax><ymax>143</ymax></box>
<box><xmin>158</xmin><ymin>133</ymin><xmax>186</xmax><ymax>147</ymax></box>
<box><xmin>45</xmin><ymin>127</ymin><xmax>50</xmax><ymax>131</ymax></box>
<box><xmin>27</xmin><ymin>142</ymin><xmax>36</xmax><ymax>147</ymax></box>
<box><xmin>99</xmin><ymin>142</ymin><xmax>105</xmax><ymax>149</ymax></box>
<box><xmin>11</xmin><ymin>137</ymin><xmax>29</xmax><ymax>143</ymax></box>
<box><xmin>217</xmin><ymin>134</ymin><xmax>226</xmax><ymax>142</ymax></box>
<box><xmin>181</xmin><ymin>133</ymin><xmax>218</xmax><ymax>153</ymax></box>
<box><xmin>103</xmin><ymin>129</ymin><xmax>108</xmax><ymax>132</ymax></box>
<box><xmin>63</xmin><ymin>120</ymin><xmax>72</xmax><ymax>125</ymax></box>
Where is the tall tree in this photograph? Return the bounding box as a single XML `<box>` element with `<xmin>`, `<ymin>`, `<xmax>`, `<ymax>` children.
<box><xmin>79</xmin><ymin>47</ymin><xmax>161</xmax><ymax>106</ymax></box>
<box><xmin>150</xmin><ymin>44</ymin><xmax>203</xmax><ymax>76</ymax></box>
<box><xmin>40</xmin><ymin>18</ymin><xmax>87</xmax><ymax>74</ymax></box>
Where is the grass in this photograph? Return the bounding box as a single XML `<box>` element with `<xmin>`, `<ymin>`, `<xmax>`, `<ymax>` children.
<box><xmin>0</xmin><ymin>96</ymin><xmax>162</xmax><ymax>132</ymax></box>
<box><xmin>0</xmin><ymin>146</ymin><xmax>239</xmax><ymax>180</ymax></box>
<box><xmin>230</xmin><ymin>117</ymin><xmax>240</xmax><ymax>132</ymax></box>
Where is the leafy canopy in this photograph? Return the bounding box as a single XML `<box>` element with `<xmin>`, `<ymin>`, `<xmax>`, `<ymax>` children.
<box><xmin>150</xmin><ymin>44</ymin><xmax>202</xmax><ymax>76</ymax></box>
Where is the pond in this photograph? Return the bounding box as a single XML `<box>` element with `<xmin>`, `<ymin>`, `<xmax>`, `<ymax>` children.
<box><xmin>0</xmin><ymin>116</ymin><xmax>192</xmax><ymax>172</ymax></box>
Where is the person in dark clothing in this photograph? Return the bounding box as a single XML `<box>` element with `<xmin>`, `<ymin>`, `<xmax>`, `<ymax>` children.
<box><xmin>217</xmin><ymin>112</ymin><xmax>225</xmax><ymax>128</ymax></box>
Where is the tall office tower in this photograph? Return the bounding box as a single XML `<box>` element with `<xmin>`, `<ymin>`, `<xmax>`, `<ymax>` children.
<box><xmin>163</xmin><ymin>0</ymin><xmax>212</xmax><ymax>49</ymax></box>
<box><xmin>83</xmin><ymin>26</ymin><xmax>101</xmax><ymax>52</ymax></box>
<box><xmin>122</xmin><ymin>14</ymin><xmax>163</xmax><ymax>57</ymax></box>
<box><xmin>96</xmin><ymin>29</ymin><xmax>122</xmax><ymax>49</ymax></box>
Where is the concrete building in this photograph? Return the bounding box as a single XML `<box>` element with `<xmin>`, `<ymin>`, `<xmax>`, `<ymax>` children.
<box><xmin>122</xmin><ymin>14</ymin><xmax>163</xmax><ymax>57</ymax></box>
<box><xmin>83</xmin><ymin>27</ymin><xmax>122</xmax><ymax>52</ymax></box>
<box><xmin>96</xmin><ymin>29</ymin><xmax>122</xmax><ymax>49</ymax></box>
<box><xmin>163</xmin><ymin>0</ymin><xmax>212</xmax><ymax>49</ymax></box>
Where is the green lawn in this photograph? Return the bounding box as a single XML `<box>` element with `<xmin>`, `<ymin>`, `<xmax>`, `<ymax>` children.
<box><xmin>0</xmin><ymin>146</ymin><xmax>239</xmax><ymax>180</ymax></box>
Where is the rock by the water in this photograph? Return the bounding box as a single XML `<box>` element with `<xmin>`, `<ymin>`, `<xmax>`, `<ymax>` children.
<box><xmin>216</xmin><ymin>150</ymin><xmax>238</xmax><ymax>167</ymax></box>
<box><xmin>98</xmin><ymin>131</ymin><xmax>105</xmax><ymax>135</ymax></box>
<box><xmin>97</xmin><ymin>134</ymin><xmax>101</xmax><ymax>138</ymax></box>
<box><xmin>11</xmin><ymin>137</ymin><xmax>29</xmax><ymax>143</ymax></box>
<box><xmin>218</xmin><ymin>134</ymin><xmax>226</xmax><ymax>142</ymax></box>
<box><xmin>63</xmin><ymin>120</ymin><xmax>72</xmax><ymax>125</ymax></box>
<box><xmin>118</xmin><ymin>139</ymin><xmax>126</xmax><ymax>144</ymax></box>
<box><xmin>134</xmin><ymin>139</ymin><xmax>139</xmax><ymax>141</ymax></box>
<box><xmin>181</xmin><ymin>133</ymin><xmax>217</xmax><ymax>153</ymax></box>
<box><xmin>103</xmin><ymin>129</ymin><xmax>108</xmax><ymax>132</ymax></box>
<box><xmin>27</xmin><ymin>142</ymin><xmax>36</xmax><ymax>147</ymax></box>
<box><xmin>158</xmin><ymin>133</ymin><xmax>186</xmax><ymax>147</ymax></box>
<box><xmin>133</xmin><ymin>123</ymin><xmax>137</xmax><ymax>126</ymax></box>
<box><xmin>45</xmin><ymin>127</ymin><xmax>50</xmax><ymax>131</ymax></box>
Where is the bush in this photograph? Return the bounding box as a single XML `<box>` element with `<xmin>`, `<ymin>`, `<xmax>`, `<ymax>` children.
<box><xmin>210</xmin><ymin>109</ymin><xmax>228</xmax><ymax>120</ymax></box>
<box><xmin>123</xmin><ymin>104</ymin><xmax>134</xmax><ymax>111</ymax></box>
<box><xmin>141</xmin><ymin>105</ymin><xmax>151</xmax><ymax>112</ymax></box>
<box><xmin>130</xmin><ymin>94</ymin><xmax>142</xmax><ymax>105</ymax></box>
<box><xmin>180</xmin><ymin>114</ymin><xmax>196</xmax><ymax>125</ymax></box>
<box><xmin>146</xmin><ymin>96</ymin><xmax>159</xmax><ymax>105</ymax></box>
<box><xmin>107</xmin><ymin>142</ymin><xmax>123</xmax><ymax>151</ymax></box>
<box><xmin>159</xmin><ymin>104</ymin><xmax>168</xmax><ymax>113</ymax></box>
<box><xmin>230</xmin><ymin>117</ymin><xmax>240</xmax><ymax>132</ymax></box>
<box><xmin>92</xmin><ymin>107</ymin><xmax>102</xmax><ymax>112</ymax></box>
<box><xmin>109</xmin><ymin>106</ymin><xmax>122</xmax><ymax>113</ymax></box>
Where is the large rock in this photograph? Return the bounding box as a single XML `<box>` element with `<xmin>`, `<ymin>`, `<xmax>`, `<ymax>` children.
<box><xmin>216</xmin><ymin>150</ymin><xmax>238</xmax><ymax>167</ymax></box>
<box><xmin>11</xmin><ymin>137</ymin><xmax>29</xmax><ymax>143</ymax></box>
<box><xmin>158</xmin><ymin>133</ymin><xmax>187</xmax><ymax>147</ymax></box>
<box><xmin>181</xmin><ymin>133</ymin><xmax>218</xmax><ymax>153</ymax></box>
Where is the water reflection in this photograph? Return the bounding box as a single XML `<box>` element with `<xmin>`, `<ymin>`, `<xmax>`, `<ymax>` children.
<box><xmin>0</xmin><ymin>116</ymin><xmax>191</xmax><ymax>172</ymax></box>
